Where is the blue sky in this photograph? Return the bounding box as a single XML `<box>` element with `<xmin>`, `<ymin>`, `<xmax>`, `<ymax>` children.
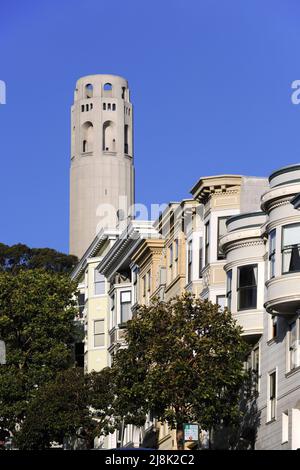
<box><xmin>0</xmin><ymin>0</ymin><xmax>300</xmax><ymax>253</ymax></box>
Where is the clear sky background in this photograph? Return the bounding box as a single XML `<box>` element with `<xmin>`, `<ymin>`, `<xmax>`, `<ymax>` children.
<box><xmin>1</xmin><ymin>0</ymin><xmax>300</xmax><ymax>253</ymax></box>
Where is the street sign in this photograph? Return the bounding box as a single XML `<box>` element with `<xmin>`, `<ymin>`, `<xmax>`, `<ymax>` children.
<box><xmin>183</xmin><ymin>424</ymin><xmax>199</xmax><ymax>442</ymax></box>
<box><xmin>0</xmin><ymin>340</ymin><xmax>6</xmax><ymax>364</ymax></box>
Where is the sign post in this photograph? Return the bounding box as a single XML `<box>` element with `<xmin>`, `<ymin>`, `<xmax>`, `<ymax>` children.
<box><xmin>183</xmin><ymin>423</ymin><xmax>199</xmax><ymax>450</ymax></box>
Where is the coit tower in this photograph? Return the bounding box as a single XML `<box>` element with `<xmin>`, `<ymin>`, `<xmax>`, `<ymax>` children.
<box><xmin>69</xmin><ymin>74</ymin><xmax>135</xmax><ymax>258</ymax></box>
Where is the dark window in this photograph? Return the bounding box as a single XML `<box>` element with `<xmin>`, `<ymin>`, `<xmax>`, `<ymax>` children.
<box><xmin>103</xmin><ymin>103</ymin><xmax>106</xmax><ymax>110</ymax></box>
<box><xmin>282</xmin><ymin>224</ymin><xmax>300</xmax><ymax>274</ymax></box>
<box><xmin>82</xmin><ymin>140</ymin><xmax>87</xmax><ymax>152</ymax></box>
<box><xmin>121</xmin><ymin>86</ymin><xmax>126</xmax><ymax>99</ymax></box>
<box><xmin>81</xmin><ymin>105</ymin><xmax>84</xmax><ymax>112</ymax></box>
<box><xmin>237</xmin><ymin>264</ymin><xmax>257</xmax><ymax>311</ymax></box>
<box><xmin>271</xmin><ymin>315</ymin><xmax>277</xmax><ymax>339</ymax></box>
<box><xmin>112</xmin><ymin>103</ymin><xmax>116</xmax><ymax>111</ymax></box>
<box><xmin>269</xmin><ymin>371</ymin><xmax>276</xmax><ymax>420</ymax></box>
<box><xmin>78</xmin><ymin>292</ymin><xmax>85</xmax><ymax>318</ymax></box>
<box><xmin>226</xmin><ymin>270</ymin><xmax>232</xmax><ymax>311</ymax></box>
<box><xmin>217</xmin><ymin>217</ymin><xmax>229</xmax><ymax>260</ymax></box>
<box><xmin>169</xmin><ymin>243</ymin><xmax>173</xmax><ymax>268</ymax></box>
<box><xmin>205</xmin><ymin>221</ymin><xmax>210</xmax><ymax>265</ymax></box>
<box><xmin>124</xmin><ymin>124</ymin><xmax>129</xmax><ymax>154</ymax></box>
<box><xmin>75</xmin><ymin>342</ymin><xmax>84</xmax><ymax>367</ymax></box>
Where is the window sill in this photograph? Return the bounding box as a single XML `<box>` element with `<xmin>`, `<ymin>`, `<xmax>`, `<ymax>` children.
<box><xmin>81</xmin><ymin>151</ymin><xmax>93</xmax><ymax>156</ymax></box>
<box><xmin>285</xmin><ymin>365</ymin><xmax>300</xmax><ymax>378</ymax></box>
<box><xmin>267</xmin><ymin>338</ymin><xmax>277</xmax><ymax>346</ymax></box>
<box><xmin>266</xmin><ymin>418</ymin><xmax>276</xmax><ymax>425</ymax></box>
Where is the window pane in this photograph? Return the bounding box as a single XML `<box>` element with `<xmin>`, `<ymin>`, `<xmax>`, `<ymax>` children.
<box><xmin>121</xmin><ymin>291</ymin><xmax>131</xmax><ymax>303</ymax></box>
<box><xmin>95</xmin><ymin>282</ymin><xmax>105</xmax><ymax>295</ymax></box>
<box><xmin>238</xmin><ymin>265</ymin><xmax>257</xmax><ymax>288</ymax></box>
<box><xmin>269</xmin><ymin>230</ymin><xmax>276</xmax><ymax>253</ymax></box>
<box><xmin>94</xmin><ymin>320</ymin><xmax>104</xmax><ymax>335</ymax></box>
<box><xmin>94</xmin><ymin>334</ymin><xmax>105</xmax><ymax>347</ymax></box>
<box><xmin>121</xmin><ymin>302</ymin><xmax>131</xmax><ymax>323</ymax></box>
<box><xmin>238</xmin><ymin>265</ymin><xmax>257</xmax><ymax>310</ymax></box>
<box><xmin>283</xmin><ymin>224</ymin><xmax>300</xmax><ymax>246</ymax></box>
<box><xmin>282</xmin><ymin>246</ymin><xmax>300</xmax><ymax>273</ymax></box>
<box><xmin>227</xmin><ymin>270</ymin><xmax>232</xmax><ymax>291</ymax></box>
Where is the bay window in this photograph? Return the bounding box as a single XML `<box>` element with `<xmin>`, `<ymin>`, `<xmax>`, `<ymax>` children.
<box><xmin>237</xmin><ymin>264</ymin><xmax>257</xmax><ymax>311</ymax></box>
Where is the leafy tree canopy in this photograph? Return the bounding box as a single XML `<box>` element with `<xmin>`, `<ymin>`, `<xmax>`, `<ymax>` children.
<box><xmin>0</xmin><ymin>243</ymin><xmax>78</xmax><ymax>274</ymax></box>
<box><xmin>112</xmin><ymin>293</ymin><xmax>251</xmax><ymax>449</ymax></box>
<box><xmin>0</xmin><ymin>269</ymin><xmax>78</xmax><ymax>434</ymax></box>
<box><xmin>14</xmin><ymin>368</ymin><xmax>116</xmax><ymax>450</ymax></box>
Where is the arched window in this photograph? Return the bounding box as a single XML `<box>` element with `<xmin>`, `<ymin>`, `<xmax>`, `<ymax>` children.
<box><xmin>85</xmin><ymin>83</ymin><xmax>93</xmax><ymax>99</ymax></box>
<box><xmin>82</xmin><ymin>121</ymin><xmax>93</xmax><ymax>153</ymax></box>
<box><xmin>104</xmin><ymin>83</ymin><xmax>112</xmax><ymax>91</ymax></box>
<box><xmin>103</xmin><ymin>121</ymin><xmax>116</xmax><ymax>152</ymax></box>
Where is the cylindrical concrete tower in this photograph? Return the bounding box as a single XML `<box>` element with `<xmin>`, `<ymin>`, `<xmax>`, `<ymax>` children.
<box><xmin>69</xmin><ymin>74</ymin><xmax>135</xmax><ymax>258</ymax></box>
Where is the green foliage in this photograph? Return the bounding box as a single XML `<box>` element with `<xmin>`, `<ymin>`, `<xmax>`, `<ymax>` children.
<box><xmin>0</xmin><ymin>243</ymin><xmax>78</xmax><ymax>274</ymax></box>
<box><xmin>0</xmin><ymin>269</ymin><xmax>78</xmax><ymax>434</ymax></box>
<box><xmin>112</xmin><ymin>293</ymin><xmax>250</xmax><ymax>440</ymax></box>
<box><xmin>14</xmin><ymin>368</ymin><xmax>116</xmax><ymax>450</ymax></box>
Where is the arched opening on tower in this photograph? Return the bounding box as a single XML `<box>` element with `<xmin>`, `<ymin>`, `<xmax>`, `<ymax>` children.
<box><xmin>103</xmin><ymin>121</ymin><xmax>116</xmax><ymax>152</ymax></box>
<box><xmin>104</xmin><ymin>83</ymin><xmax>112</xmax><ymax>91</ymax></box>
<box><xmin>103</xmin><ymin>82</ymin><xmax>113</xmax><ymax>98</ymax></box>
<box><xmin>82</xmin><ymin>121</ymin><xmax>94</xmax><ymax>153</ymax></box>
<box><xmin>124</xmin><ymin>124</ymin><xmax>129</xmax><ymax>154</ymax></box>
<box><xmin>85</xmin><ymin>84</ymin><xmax>93</xmax><ymax>99</ymax></box>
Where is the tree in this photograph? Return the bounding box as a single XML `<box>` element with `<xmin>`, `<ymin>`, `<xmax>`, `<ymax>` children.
<box><xmin>0</xmin><ymin>269</ymin><xmax>78</xmax><ymax>437</ymax></box>
<box><xmin>14</xmin><ymin>368</ymin><xmax>116</xmax><ymax>450</ymax></box>
<box><xmin>0</xmin><ymin>243</ymin><xmax>77</xmax><ymax>274</ymax></box>
<box><xmin>112</xmin><ymin>293</ymin><xmax>251</xmax><ymax>449</ymax></box>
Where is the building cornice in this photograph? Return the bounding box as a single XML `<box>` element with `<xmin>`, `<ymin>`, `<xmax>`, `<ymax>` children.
<box><xmin>97</xmin><ymin>221</ymin><xmax>159</xmax><ymax>280</ymax></box>
<box><xmin>261</xmin><ymin>183</ymin><xmax>300</xmax><ymax>212</ymax></box>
